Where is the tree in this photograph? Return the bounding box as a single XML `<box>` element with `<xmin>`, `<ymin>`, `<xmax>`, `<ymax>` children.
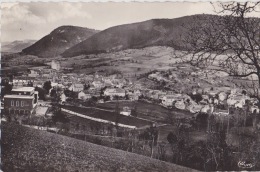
<box><xmin>43</xmin><ymin>81</ymin><xmax>52</xmax><ymax>94</ymax></box>
<box><xmin>196</xmin><ymin>113</ymin><xmax>209</xmax><ymax>130</ymax></box>
<box><xmin>205</xmin><ymin>127</ymin><xmax>231</xmax><ymax>171</ymax></box>
<box><xmin>146</xmin><ymin>124</ymin><xmax>158</xmax><ymax>158</ymax></box>
<box><xmin>167</xmin><ymin>130</ymin><xmax>187</xmax><ymax>164</ymax></box>
<box><xmin>84</xmin><ymin>83</ymin><xmax>90</xmax><ymax>90</ymax></box>
<box><xmin>50</xmin><ymin>88</ymin><xmax>57</xmax><ymax>98</ymax></box>
<box><xmin>103</xmin><ymin>96</ymin><xmax>110</xmax><ymax>102</ymax></box>
<box><xmin>64</xmin><ymin>89</ymin><xmax>73</xmax><ymax>97</ymax></box>
<box><xmin>190</xmin><ymin>93</ymin><xmax>203</xmax><ymax>103</ymax></box>
<box><xmin>157</xmin><ymin>142</ymin><xmax>167</xmax><ymax>161</ymax></box>
<box><xmin>1</xmin><ymin>83</ymin><xmax>13</xmax><ymax>97</ymax></box>
<box><xmin>27</xmin><ymin>81</ymin><xmax>33</xmax><ymax>87</ymax></box>
<box><xmin>52</xmin><ymin>107</ymin><xmax>69</xmax><ymax>124</ymax></box>
<box><xmin>131</xmin><ymin>103</ymin><xmax>138</xmax><ymax>117</ymax></box>
<box><xmin>242</xmin><ymin>90</ymin><xmax>247</xmax><ymax>95</ymax></box>
<box><xmin>177</xmin><ymin>2</ymin><xmax>260</xmax><ymax>130</ymax></box>
<box><xmin>167</xmin><ymin>132</ymin><xmax>178</xmax><ymax>144</ymax></box>
<box><xmin>35</xmin><ymin>86</ymin><xmax>46</xmax><ymax>101</ymax></box>
<box><xmin>51</xmin><ymin>93</ymin><xmax>68</xmax><ymax>124</ymax></box>
<box><xmin>114</xmin><ymin>100</ymin><xmax>121</xmax><ymax>130</ymax></box>
<box><xmin>177</xmin><ymin>2</ymin><xmax>259</xmax><ymax>94</ymax></box>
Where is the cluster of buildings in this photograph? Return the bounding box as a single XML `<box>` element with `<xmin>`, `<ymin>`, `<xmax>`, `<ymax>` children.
<box><xmin>4</xmin><ymin>57</ymin><xmax>260</xmax><ymax>127</ymax></box>
<box><xmin>145</xmin><ymin>69</ymin><xmax>260</xmax><ymax>116</ymax></box>
<box><xmin>130</xmin><ymin>85</ymin><xmax>259</xmax><ymax>116</ymax></box>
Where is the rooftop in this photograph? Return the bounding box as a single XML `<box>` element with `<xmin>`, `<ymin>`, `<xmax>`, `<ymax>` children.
<box><xmin>4</xmin><ymin>95</ymin><xmax>34</xmax><ymax>99</ymax></box>
<box><xmin>35</xmin><ymin>106</ymin><xmax>49</xmax><ymax>116</ymax></box>
<box><xmin>12</xmin><ymin>87</ymin><xmax>34</xmax><ymax>92</ymax></box>
<box><xmin>106</xmin><ymin>88</ymin><xmax>125</xmax><ymax>93</ymax></box>
<box><xmin>74</xmin><ymin>84</ymin><xmax>84</xmax><ymax>87</ymax></box>
<box><xmin>13</xmin><ymin>77</ymin><xmax>36</xmax><ymax>80</ymax></box>
<box><xmin>165</xmin><ymin>94</ymin><xmax>182</xmax><ymax>99</ymax></box>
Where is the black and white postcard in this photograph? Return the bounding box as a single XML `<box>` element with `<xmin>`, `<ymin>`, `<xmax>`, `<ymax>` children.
<box><xmin>1</xmin><ymin>2</ymin><xmax>260</xmax><ymax>171</ymax></box>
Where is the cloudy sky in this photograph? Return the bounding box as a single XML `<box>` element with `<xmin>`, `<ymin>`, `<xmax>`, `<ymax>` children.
<box><xmin>1</xmin><ymin>2</ymin><xmax>259</xmax><ymax>42</ymax></box>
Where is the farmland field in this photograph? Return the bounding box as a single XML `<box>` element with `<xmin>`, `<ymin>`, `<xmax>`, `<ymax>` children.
<box><xmin>61</xmin><ymin>105</ymin><xmax>153</xmax><ymax>128</ymax></box>
<box><xmin>96</xmin><ymin>100</ymin><xmax>193</xmax><ymax>122</ymax></box>
<box><xmin>55</xmin><ymin>46</ymin><xmax>179</xmax><ymax>75</ymax></box>
<box><xmin>2</xmin><ymin>122</ymin><xmax>197</xmax><ymax>172</ymax></box>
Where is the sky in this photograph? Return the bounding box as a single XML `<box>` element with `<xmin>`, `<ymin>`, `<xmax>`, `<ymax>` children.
<box><xmin>1</xmin><ymin>2</ymin><xmax>259</xmax><ymax>42</ymax></box>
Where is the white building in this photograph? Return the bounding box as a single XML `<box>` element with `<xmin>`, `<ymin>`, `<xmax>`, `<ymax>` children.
<box><xmin>28</xmin><ymin>69</ymin><xmax>40</xmax><ymax>77</ymax></box>
<box><xmin>78</xmin><ymin>91</ymin><xmax>92</xmax><ymax>100</ymax></box>
<box><xmin>51</xmin><ymin>60</ymin><xmax>61</xmax><ymax>71</ymax></box>
<box><xmin>250</xmin><ymin>105</ymin><xmax>260</xmax><ymax>113</ymax></box>
<box><xmin>201</xmin><ymin>105</ymin><xmax>211</xmax><ymax>113</ymax></box>
<box><xmin>104</xmin><ymin>88</ymin><xmax>126</xmax><ymax>97</ymax></box>
<box><xmin>60</xmin><ymin>93</ymin><xmax>67</xmax><ymax>103</ymax></box>
<box><xmin>120</xmin><ymin>106</ymin><xmax>131</xmax><ymax>116</ymax></box>
<box><xmin>78</xmin><ymin>91</ymin><xmax>86</xmax><ymax>100</ymax></box>
<box><xmin>69</xmin><ymin>83</ymin><xmax>84</xmax><ymax>92</ymax></box>
<box><xmin>162</xmin><ymin>94</ymin><xmax>183</xmax><ymax>107</ymax></box>
<box><xmin>227</xmin><ymin>94</ymin><xmax>249</xmax><ymax>107</ymax></box>
<box><xmin>92</xmin><ymin>81</ymin><xmax>104</xmax><ymax>89</ymax></box>
<box><xmin>175</xmin><ymin>100</ymin><xmax>186</xmax><ymax>110</ymax></box>
<box><xmin>213</xmin><ymin>108</ymin><xmax>229</xmax><ymax>116</ymax></box>
<box><xmin>218</xmin><ymin>92</ymin><xmax>227</xmax><ymax>102</ymax></box>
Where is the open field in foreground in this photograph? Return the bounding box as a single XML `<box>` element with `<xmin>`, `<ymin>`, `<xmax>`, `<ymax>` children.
<box><xmin>2</xmin><ymin>122</ymin><xmax>196</xmax><ymax>172</ymax></box>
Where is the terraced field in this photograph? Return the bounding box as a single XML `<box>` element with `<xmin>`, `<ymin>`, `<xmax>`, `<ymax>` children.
<box><xmin>2</xmin><ymin>122</ymin><xmax>196</xmax><ymax>172</ymax></box>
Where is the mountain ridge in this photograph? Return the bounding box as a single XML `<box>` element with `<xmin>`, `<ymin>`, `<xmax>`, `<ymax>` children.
<box><xmin>61</xmin><ymin>14</ymin><xmax>216</xmax><ymax>57</ymax></box>
<box><xmin>22</xmin><ymin>14</ymin><xmax>241</xmax><ymax>58</ymax></box>
<box><xmin>22</xmin><ymin>25</ymin><xmax>99</xmax><ymax>58</ymax></box>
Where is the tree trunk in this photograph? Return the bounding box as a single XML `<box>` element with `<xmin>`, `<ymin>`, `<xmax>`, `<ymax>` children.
<box><xmin>150</xmin><ymin>137</ymin><xmax>154</xmax><ymax>158</ymax></box>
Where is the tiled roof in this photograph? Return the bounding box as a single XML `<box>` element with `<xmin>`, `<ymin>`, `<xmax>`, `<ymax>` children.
<box><xmin>12</xmin><ymin>87</ymin><xmax>34</xmax><ymax>92</ymax></box>
<box><xmin>4</xmin><ymin>95</ymin><xmax>34</xmax><ymax>99</ymax></box>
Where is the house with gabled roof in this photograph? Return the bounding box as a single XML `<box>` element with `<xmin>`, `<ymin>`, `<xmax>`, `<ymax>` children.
<box><xmin>104</xmin><ymin>88</ymin><xmax>126</xmax><ymax>97</ymax></box>
<box><xmin>69</xmin><ymin>83</ymin><xmax>84</xmax><ymax>92</ymax></box>
<box><xmin>213</xmin><ymin>108</ymin><xmax>229</xmax><ymax>116</ymax></box>
<box><xmin>78</xmin><ymin>91</ymin><xmax>92</xmax><ymax>100</ymax></box>
<box><xmin>92</xmin><ymin>80</ymin><xmax>104</xmax><ymax>89</ymax></box>
<box><xmin>162</xmin><ymin>94</ymin><xmax>183</xmax><ymax>106</ymax></box>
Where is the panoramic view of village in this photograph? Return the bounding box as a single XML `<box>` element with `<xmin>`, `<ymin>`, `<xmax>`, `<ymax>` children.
<box><xmin>1</xmin><ymin>1</ymin><xmax>260</xmax><ymax>172</ymax></box>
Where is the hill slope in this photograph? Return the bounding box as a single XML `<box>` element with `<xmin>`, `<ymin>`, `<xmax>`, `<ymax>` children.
<box><xmin>62</xmin><ymin>15</ymin><xmax>215</xmax><ymax>57</ymax></box>
<box><xmin>2</xmin><ymin>122</ymin><xmax>196</xmax><ymax>172</ymax></box>
<box><xmin>22</xmin><ymin>26</ymin><xmax>98</xmax><ymax>58</ymax></box>
<box><xmin>1</xmin><ymin>40</ymin><xmax>36</xmax><ymax>53</ymax></box>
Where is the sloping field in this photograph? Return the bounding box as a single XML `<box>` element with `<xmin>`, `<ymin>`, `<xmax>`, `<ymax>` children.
<box><xmin>2</xmin><ymin>122</ymin><xmax>196</xmax><ymax>172</ymax></box>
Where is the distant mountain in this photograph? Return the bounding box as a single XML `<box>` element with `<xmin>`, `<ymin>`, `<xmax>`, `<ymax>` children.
<box><xmin>62</xmin><ymin>15</ymin><xmax>216</xmax><ymax>57</ymax></box>
<box><xmin>2</xmin><ymin>40</ymin><xmax>36</xmax><ymax>53</ymax></box>
<box><xmin>22</xmin><ymin>26</ymin><xmax>99</xmax><ymax>58</ymax></box>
